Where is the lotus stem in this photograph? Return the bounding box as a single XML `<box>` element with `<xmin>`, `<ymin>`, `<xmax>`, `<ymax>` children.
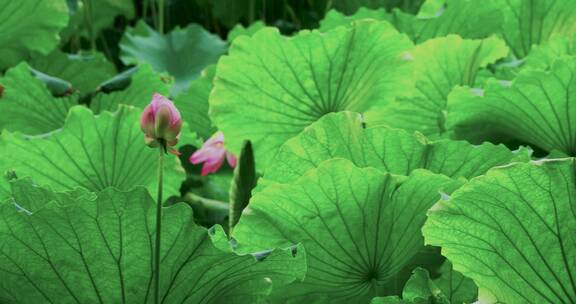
<box><xmin>158</xmin><ymin>0</ymin><xmax>165</xmax><ymax>34</ymax></box>
<box><xmin>153</xmin><ymin>144</ymin><xmax>164</xmax><ymax>304</ymax></box>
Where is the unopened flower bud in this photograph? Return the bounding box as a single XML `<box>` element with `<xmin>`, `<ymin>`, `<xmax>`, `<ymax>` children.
<box><xmin>141</xmin><ymin>93</ymin><xmax>182</xmax><ymax>148</ymax></box>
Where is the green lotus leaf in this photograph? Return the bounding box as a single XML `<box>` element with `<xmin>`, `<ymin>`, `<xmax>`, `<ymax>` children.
<box><xmin>0</xmin><ymin>62</ymin><xmax>78</xmax><ymax>135</ymax></box>
<box><xmin>371</xmin><ymin>261</ymin><xmax>476</xmax><ymax>303</ymax></box>
<box><xmin>210</xmin><ymin>20</ymin><xmax>414</xmax><ymax>167</ymax></box>
<box><xmin>365</xmin><ymin>35</ymin><xmax>508</xmax><ymax>137</ymax></box>
<box><xmin>234</xmin><ymin>158</ymin><xmax>462</xmax><ymax>302</ymax></box>
<box><xmin>523</xmin><ymin>35</ymin><xmax>576</xmax><ymax>70</ymax></box>
<box><xmin>416</xmin><ymin>0</ymin><xmax>445</xmax><ymax>18</ymax></box>
<box><xmin>320</xmin><ymin>1</ymin><xmax>503</xmax><ymax>44</ymax></box>
<box><xmin>371</xmin><ymin>268</ymin><xmax>440</xmax><ymax>304</ymax></box>
<box><xmin>423</xmin><ymin>158</ymin><xmax>576</xmax><ymax>303</ymax></box>
<box><xmin>0</xmin><ymin>0</ymin><xmax>69</xmax><ymax>69</ymax></box>
<box><xmin>320</xmin><ymin>8</ymin><xmax>390</xmax><ymax>32</ymax></box>
<box><xmin>120</xmin><ymin>21</ymin><xmax>227</xmax><ymax>95</ymax></box>
<box><xmin>0</xmin><ymin>167</ymin><xmax>10</xmax><ymax>202</ymax></box>
<box><xmin>0</xmin><ymin>179</ymin><xmax>305</xmax><ymax>303</ymax></box>
<box><xmin>30</xmin><ymin>50</ymin><xmax>116</xmax><ymax>93</ymax></box>
<box><xmin>449</xmin><ymin>57</ymin><xmax>576</xmax><ymax>155</ymax></box>
<box><xmin>499</xmin><ymin>0</ymin><xmax>576</xmax><ymax>58</ymax></box>
<box><xmin>228</xmin><ymin>21</ymin><xmax>266</xmax><ymax>42</ymax></box>
<box><xmin>433</xmin><ymin>261</ymin><xmax>477</xmax><ymax>303</ymax></box>
<box><xmin>0</xmin><ymin>106</ymin><xmax>184</xmax><ymax>199</ymax></box>
<box><xmin>265</xmin><ymin>111</ymin><xmax>528</xmax><ymax>188</ymax></box>
<box><xmin>91</xmin><ymin>64</ymin><xmax>171</xmax><ymax>113</ymax></box>
<box><xmin>175</xmin><ymin>65</ymin><xmax>217</xmax><ymax>139</ymax></box>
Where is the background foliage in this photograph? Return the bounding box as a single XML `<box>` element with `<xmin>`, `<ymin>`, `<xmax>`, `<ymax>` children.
<box><xmin>0</xmin><ymin>0</ymin><xmax>575</xmax><ymax>303</ymax></box>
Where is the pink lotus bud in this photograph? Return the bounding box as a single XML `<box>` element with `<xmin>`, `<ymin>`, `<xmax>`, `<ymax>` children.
<box><xmin>140</xmin><ymin>93</ymin><xmax>182</xmax><ymax>147</ymax></box>
<box><xmin>189</xmin><ymin>131</ymin><xmax>237</xmax><ymax>176</ymax></box>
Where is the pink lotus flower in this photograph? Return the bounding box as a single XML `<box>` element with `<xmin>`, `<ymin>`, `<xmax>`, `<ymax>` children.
<box><xmin>141</xmin><ymin>93</ymin><xmax>182</xmax><ymax>148</ymax></box>
<box><xmin>190</xmin><ymin>131</ymin><xmax>237</xmax><ymax>176</ymax></box>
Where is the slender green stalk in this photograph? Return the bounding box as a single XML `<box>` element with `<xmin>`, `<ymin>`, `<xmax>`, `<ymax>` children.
<box><xmin>143</xmin><ymin>0</ymin><xmax>149</xmax><ymax>21</ymax></box>
<box><xmin>325</xmin><ymin>0</ymin><xmax>334</xmax><ymax>11</ymax></box>
<box><xmin>150</xmin><ymin>0</ymin><xmax>158</xmax><ymax>30</ymax></box>
<box><xmin>83</xmin><ymin>0</ymin><xmax>97</xmax><ymax>52</ymax></box>
<box><xmin>158</xmin><ymin>0</ymin><xmax>166</xmax><ymax>34</ymax></box>
<box><xmin>99</xmin><ymin>36</ymin><xmax>112</xmax><ymax>61</ymax></box>
<box><xmin>154</xmin><ymin>145</ymin><xmax>164</xmax><ymax>304</ymax></box>
<box><xmin>249</xmin><ymin>0</ymin><xmax>255</xmax><ymax>24</ymax></box>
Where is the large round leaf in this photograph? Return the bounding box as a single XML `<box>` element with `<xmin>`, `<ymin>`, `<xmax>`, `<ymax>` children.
<box><xmin>449</xmin><ymin>57</ymin><xmax>576</xmax><ymax>155</ymax></box>
<box><xmin>423</xmin><ymin>158</ymin><xmax>576</xmax><ymax>303</ymax></box>
<box><xmin>0</xmin><ymin>179</ymin><xmax>305</xmax><ymax>303</ymax></box>
<box><xmin>0</xmin><ymin>0</ymin><xmax>68</xmax><ymax>69</ymax></box>
<box><xmin>210</xmin><ymin>20</ymin><xmax>414</xmax><ymax>167</ymax></box>
<box><xmin>264</xmin><ymin>112</ymin><xmax>529</xmax><ymax>187</ymax></box>
<box><xmin>0</xmin><ymin>106</ymin><xmax>185</xmax><ymax>199</ymax></box>
<box><xmin>234</xmin><ymin>159</ymin><xmax>461</xmax><ymax>302</ymax></box>
<box><xmin>120</xmin><ymin>21</ymin><xmax>227</xmax><ymax>95</ymax></box>
<box><xmin>0</xmin><ymin>62</ymin><xmax>78</xmax><ymax>135</ymax></box>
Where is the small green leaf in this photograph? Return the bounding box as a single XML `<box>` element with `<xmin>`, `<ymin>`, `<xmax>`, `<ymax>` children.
<box><xmin>423</xmin><ymin>158</ymin><xmax>576</xmax><ymax>303</ymax></box>
<box><xmin>229</xmin><ymin>140</ymin><xmax>257</xmax><ymax>232</ymax></box>
<box><xmin>96</xmin><ymin>66</ymin><xmax>139</xmax><ymax>93</ymax></box>
<box><xmin>433</xmin><ymin>261</ymin><xmax>478</xmax><ymax>304</ymax></box>
<box><xmin>29</xmin><ymin>67</ymin><xmax>74</xmax><ymax>97</ymax></box>
<box><xmin>402</xmin><ymin>268</ymin><xmax>447</xmax><ymax>303</ymax></box>
<box><xmin>120</xmin><ymin>21</ymin><xmax>227</xmax><ymax>95</ymax></box>
<box><xmin>371</xmin><ymin>261</ymin><xmax>476</xmax><ymax>304</ymax></box>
